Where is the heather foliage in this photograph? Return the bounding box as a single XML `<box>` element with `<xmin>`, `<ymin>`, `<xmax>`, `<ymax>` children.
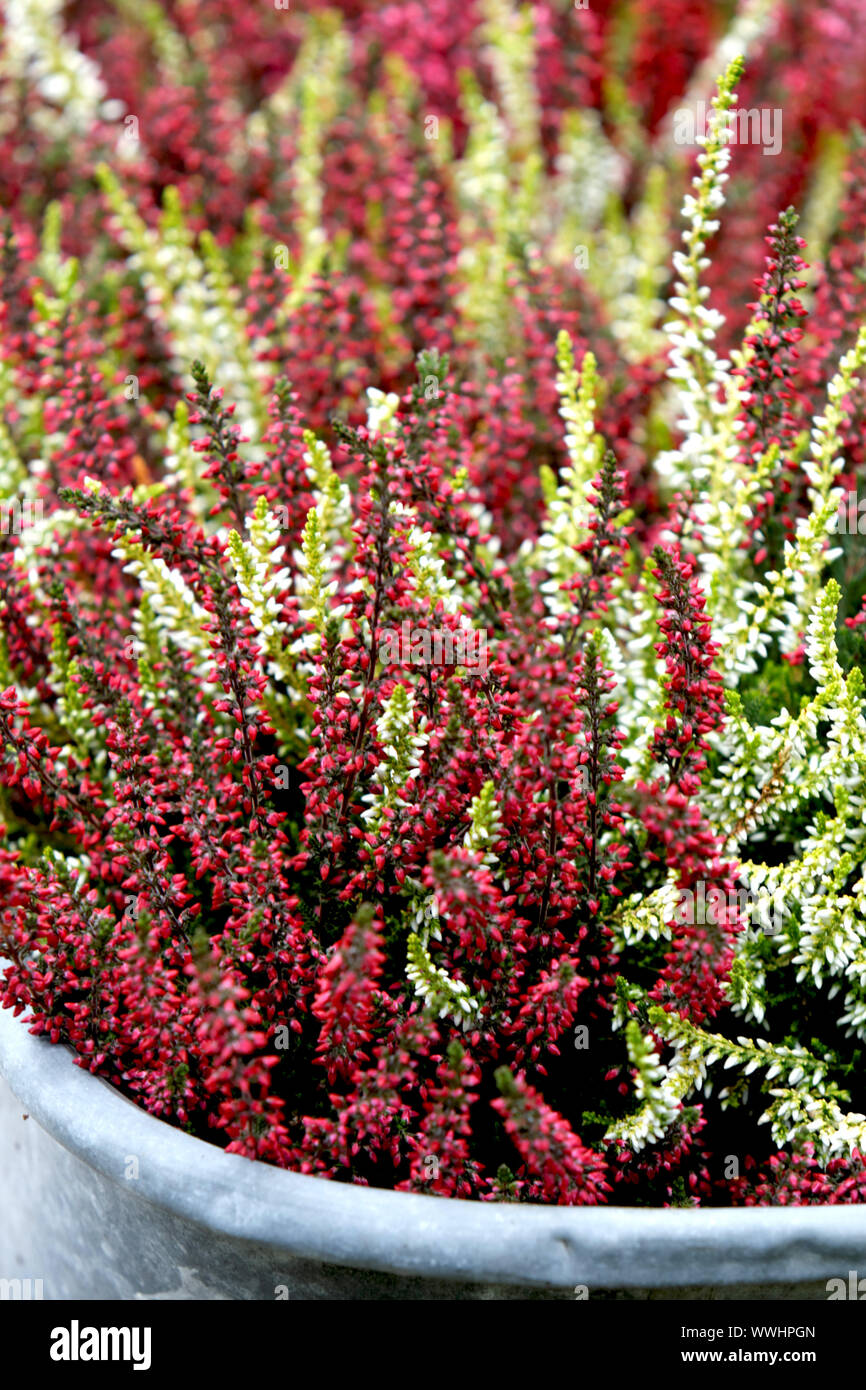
<box><xmin>2</xmin><ymin>1</ymin><xmax>866</xmax><ymax>1207</ymax></box>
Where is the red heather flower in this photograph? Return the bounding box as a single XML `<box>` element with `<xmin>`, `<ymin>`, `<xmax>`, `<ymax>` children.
<box><xmin>508</xmin><ymin>957</ymin><xmax>589</xmax><ymax>1076</ymax></box>
<box><xmin>399</xmin><ymin>1039</ymin><xmax>483</xmax><ymax>1198</ymax></box>
<box><xmin>629</xmin><ymin>543</ymin><xmax>738</xmax><ymax>1025</ymax></box>
<box><xmin>730</xmin><ymin>1146</ymin><xmax>866</xmax><ymax>1207</ymax></box>
<box><xmin>649</xmin><ymin>543</ymin><xmax>725</xmax><ymax>789</ymax></box>
<box><xmin>732</xmin><ymin>208</ymin><xmax>809</xmax><ymax>562</ymax></box>
<box><xmin>412</xmin><ymin>850</ymin><xmax>517</xmax><ymax>1053</ymax></box>
<box><xmin>296</xmin><ymin>1010</ymin><xmax>433</xmax><ymax>1181</ymax></box>
<box><xmin>185</xmin><ymin>937</ymin><xmax>291</xmax><ymax>1166</ymax></box>
<box><xmin>626</xmin><ymin>0</ymin><xmax>714</xmax><ymax>135</ymax></box>
<box><xmin>613</xmin><ymin>1104</ymin><xmax>712</xmax><ymax>1205</ymax></box>
<box><xmin>806</xmin><ymin>136</ymin><xmax>866</xmax><ymax>476</ymax></box>
<box><xmin>703</xmin><ymin>0</ymin><xmax>866</xmax><ymax>348</ymax></box>
<box><xmin>493</xmin><ymin>1067</ymin><xmax>610</xmax><ymax>1206</ymax></box>
<box><xmin>312</xmin><ymin>903</ymin><xmax>387</xmax><ymax>1083</ymax></box>
<box><xmin>649</xmin><ymin>871</ymin><xmax>741</xmax><ymax>1026</ymax></box>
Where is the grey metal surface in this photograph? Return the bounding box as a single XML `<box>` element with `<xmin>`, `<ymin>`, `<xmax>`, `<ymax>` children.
<box><xmin>0</xmin><ymin>1003</ymin><xmax>861</xmax><ymax>1299</ymax></box>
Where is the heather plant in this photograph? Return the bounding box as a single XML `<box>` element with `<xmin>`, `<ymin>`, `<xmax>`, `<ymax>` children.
<box><xmin>3</xmin><ymin>2</ymin><xmax>866</xmax><ymax>1208</ymax></box>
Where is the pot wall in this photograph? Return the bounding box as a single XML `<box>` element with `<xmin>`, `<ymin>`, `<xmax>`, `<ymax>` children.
<box><xmin>0</xmin><ymin>1072</ymin><xmax>568</xmax><ymax>1300</ymax></box>
<box><xmin>0</xmin><ymin>1007</ymin><xmax>859</xmax><ymax>1301</ymax></box>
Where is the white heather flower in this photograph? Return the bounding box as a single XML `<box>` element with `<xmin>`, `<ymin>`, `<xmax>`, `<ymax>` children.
<box><xmin>96</xmin><ymin>168</ymin><xmax>268</xmax><ymax>447</ymax></box>
<box><xmin>115</xmin><ymin>540</ymin><xmax>214</xmax><ymax>681</ymax></box>
<box><xmin>404</xmin><ymin>520</ymin><xmax>460</xmax><ymax>614</ymax></box>
<box><xmin>226</xmin><ymin>499</ymin><xmax>293</xmax><ymax>684</ymax></box>
<box><xmin>4</xmin><ymin>0</ymin><xmax>107</xmax><ymax>136</ymax></box>
<box><xmin>655</xmin><ymin>60</ymin><xmax>744</xmax><ymax>497</ymax></box>
<box><xmin>365</xmin><ymin>388</ymin><xmax>400</xmax><ymax>439</ymax></box>
<box><xmin>406</xmin><ymin>931</ymin><xmax>480</xmax><ymax>1026</ymax></box>
<box><xmin>361</xmin><ymin>684</ymin><xmax>429</xmax><ymax>828</ymax></box>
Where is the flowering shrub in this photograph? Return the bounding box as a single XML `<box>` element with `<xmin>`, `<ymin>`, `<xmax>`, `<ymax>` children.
<box><xmin>3</xmin><ymin>1</ymin><xmax>866</xmax><ymax>1208</ymax></box>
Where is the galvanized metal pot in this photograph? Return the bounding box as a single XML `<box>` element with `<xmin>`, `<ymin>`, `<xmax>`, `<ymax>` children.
<box><xmin>0</xmin><ymin>1004</ymin><xmax>861</xmax><ymax>1300</ymax></box>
